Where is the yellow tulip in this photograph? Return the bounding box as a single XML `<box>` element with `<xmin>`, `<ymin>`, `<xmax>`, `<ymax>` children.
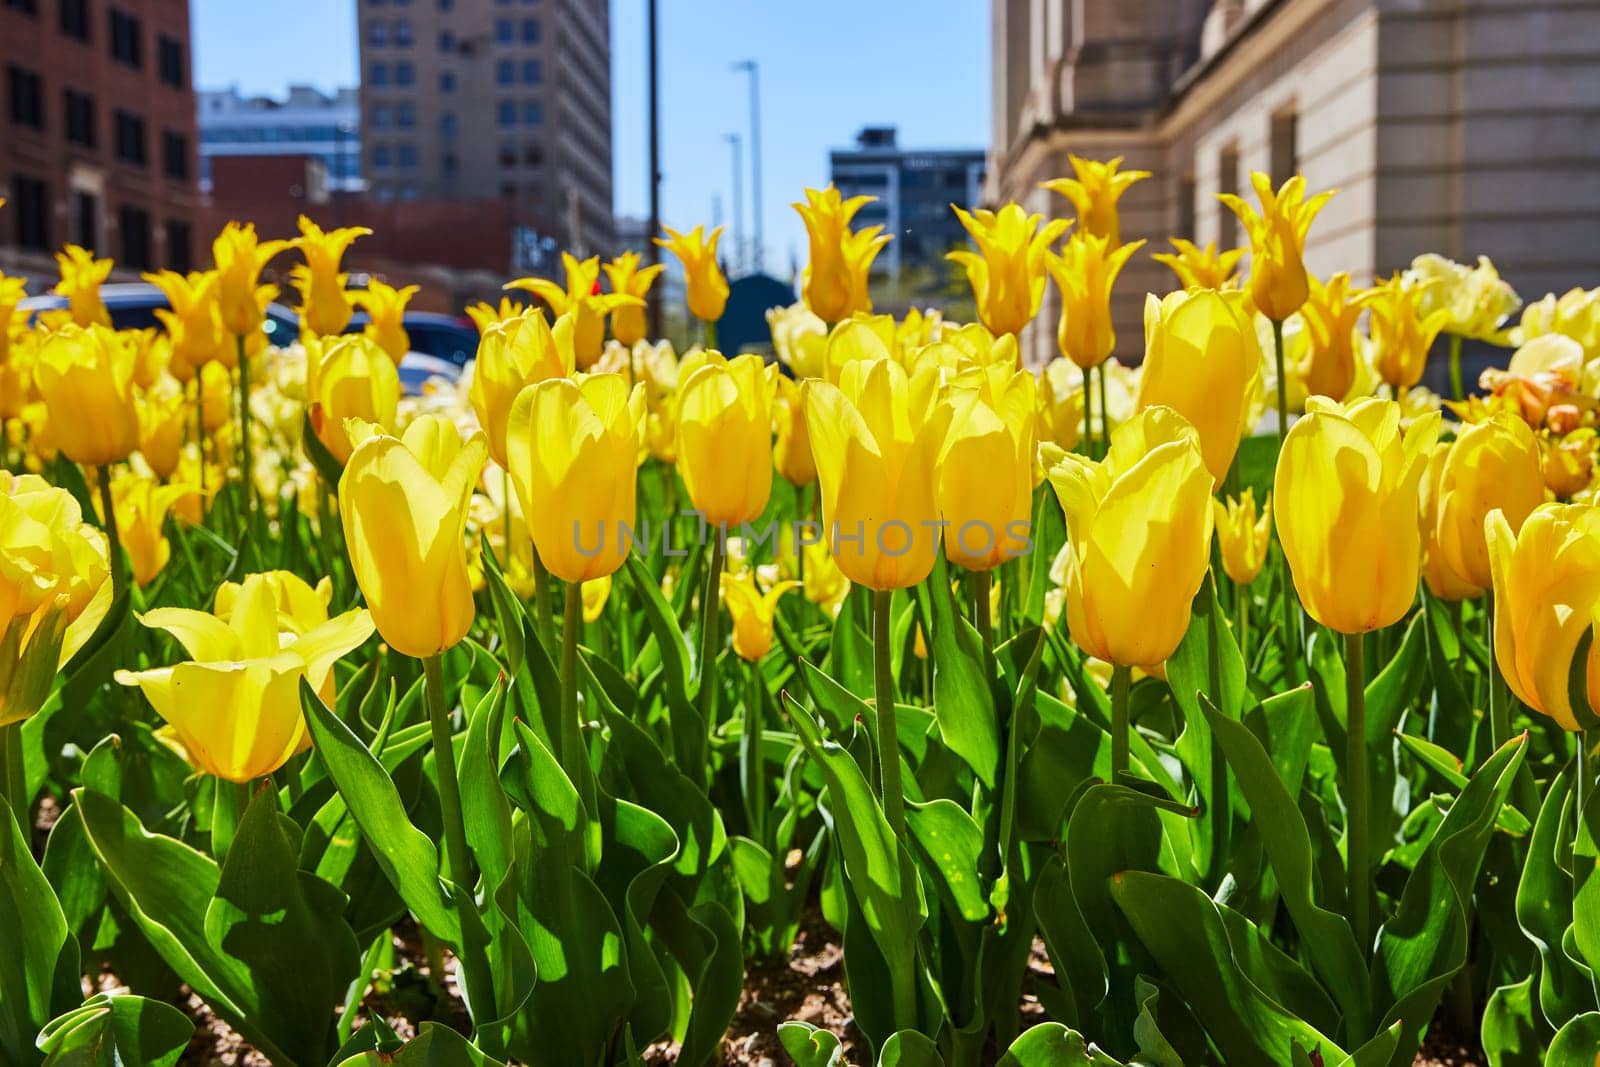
<box><xmin>507</xmin><ymin>373</ymin><xmax>645</xmax><ymax>584</ymax></box>
<box><xmin>1035</xmin><ymin>358</ymin><xmax>1086</xmax><ymax>456</ymax></box>
<box><xmin>938</xmin><ymin>367</ymin><xmax>1036</xmax><ymax>571</ymax></box>
<box><xmin>768</xmin><ymin>303</ymin><xmax>827</xmax><ymax>379</ymax></box>
<box><xmin>99</xmin><ymin>470</ymin><xmax>187</xmax><ymax>587</ymax></box>
<box><xmin>582</xmin><ymin>574</ymin><xmax>612</xmax><ymax>623</ymax></box>
<box><xmin>721</xmin><ymin>569</ymin><xmax>799</xmax><ymax>662</ymax></box>
<box><xmin>1544</xmin><ymin>429</ymin><xmax>1596</xmax><ymax>500</ymax></box>
<box><xmin>1219</xmin><ymin>172</ymin><xmax>1335</xmax><ymax>321</ymax></box>
<box><xmin>53</xmin><ymin>245</ymin><xmax>114</xmax><ymax>328</ymax></box>
<box><xmin>0</xmin><ymin>273</ymin><xmax>26</xmax><ymax>366</ymax></box>
<box><xmin>116</xmin><ymin>572</ymin><xmax>373</xmax><ymax>781</ymax></box>
<box><xmin>0</xmin><ymin>323</ymin><xmax>35</xmax><ymax>420</ymax></box>
<box><xmin>212</xmin><ymin>222</ymin><xmax>291</xmax><ymax>337</ymax></box>
<box><xmin>340</xmin><ymin>415</ymin><xmax>486</xmax><ymax>659</ymax></box>
<box><xmin>1486</xmin><ymin>503</ymin><xmax>1600</xmax><ymax>731</ymax></box>
<box><xmin>310</xmin><ymin>335</ymin><xmax>400</xmax><ymax>465</ymax></box>
<box><xmin>1041</xmin><ymin>406</ymin><xmax>1214</xmax><ymax>668</ymax></box>
<box><xmin>1213</xmin><ymin>489</ymin><xmax>1272</xmax><ymax>586</ymax></box>
<box><xmin>1044</xmin><ymin>233</ymin><xmax>1144</xmax><ymax>369</ymax></box>
<box><xmin>655</xmin><ymin>226</ymin><xmax>730</xmax><ymax>325</ymax></box>
<box><xmin>773</xmin><ymin>374</ymin><xmax>816</xmax><ymax>487</ymax></box>
<box><xmin>0</xmin><ymin>473</ymin><xmax>111</xmax><ymax>724</ymax></box>
<box><xmin>676</xmin><ymin>353</ymin><xmax>774</xmax><ymax>527</ymax></box>
<box><xmin>602</xmin><ymin>251</ymin><xmax>665</xmax><ymax>347</ymax></box>
<box><xmin>136</xmin><ymin>377</ymin><xmax>187</xmax><ymax>479</ymax></box>
<box><xmin>354</xmin><ymin>278</ymin><xmax>419</xmax><ymax>366</ymax></box>
<box><xmin>1136</xmin><ymin>289</ymin><xmax>1261</xmax><ymax>483</ymax></box>
<box><xmin>803</xmin><ymin>357</ymin><xmax>948</xmax><ymax>591</ymax></box>
<box><xmin>1152</xmin><ymin>238</ymin><xmax>1245</xmax><ymax>291</ymax></box>
<box><xmin>800</xmin><ymin>538</ymin><xmax>849</xmax><ymax>618</ymax></box>
<box><xmin>467</xmin><ymin>309</ymin><xmax>575</xmax><ymax>467</ymax></box>
<box><xmin>292</xmin><ymin>215</ymin><xmax>371</xmax><ymax>337</ymax></box>
<box><xmin>1367</xmin><ymin>273</ymin><xmax>1450</xmax><ymax>393</ymax></box>
<box><xmin>823</xmin><ymin>313</ymin><xmax>900</xmax><ymax>385</ymax></box>
<box><xmin>509</xmin><ymin>252</ymin><xmax>640</xmax><ymax>369</ymax></box>
<box><xmin>793</xmin><ymin>185</ymin><xmax>890</xmax><ymax>323</ymax></box>
<box><xmin>1294</xmin><ymin>273</ymin><xmax>1364</xmax><ymax>402</ymax></box>
<box><xmin>1433</xmin><ymin>412</ymin><xmax>1544</xmax><ymax>594</ymax></box>
<box><xmin>215</xmin><ymin>570</ymin><xmax>333</xmax><ymax>633</ymax></box>
<box><xmin>1418</xmin><ymin>444</ymin><xmax>1481</xmax><ymax>602</ymax></box>
<box><xmin>1511</xmin><ymin>287</ymin><xmax>1600</xmax><ymax>359</ymax></box>
<box><xmin>948</xmin><ymin>203</ymin><xmax>1070</xmax><ymax>337</ymax></box>
<box><xmin>33</xmin><ymin>324</ymin><xmax>139</xmax><ymax>466</ymax></box>
<box><xmin>465</xmin><ymin>296</ymin><xmax>525</xmax><ymax>334</ymax></box>
<box><xmin>1040</xmin><ymin>155</ymin><xmax>1150</xmax><ymax>247</ymax></box>
<box><xmin>1406</xmin><ymin>254</ymin><xmax>1521</xmax><ymax>343</ymax></box>
<box><xmin>199</xmin><ymin>360</ymin><xmax>232</xmax><ymax>434</ymax></box>
<box><xmin>1274</xmin><ymin>397</ymin><xmax>1440</xmax><ymax>633</ymax></box>
<box><xmin>144</xmin><ymin>270</ymin><xmax>224</xmax><ymax>380</ymax></box>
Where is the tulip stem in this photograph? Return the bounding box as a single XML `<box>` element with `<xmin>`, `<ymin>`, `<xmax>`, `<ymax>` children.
<box><xmin>95</xmin><ymin>465</ymin><xmax>126</xmax><ymax>602</ymax></box>
<box><xmin>703</xmin><ymin>319</ymin><xmax>718</xmax><ymax>351</ymax></box>
<box><xmin>1097</xmin><ymin>361</ymin><xmax>1111</xmax><ymax>452</ymax></box>
<box><xmin>1485</xmin><ymin>594</ymin><xmax>1510</xmax><ymax>752</ymax></box>
<box><xmin>697</xmin><ymin>532</ymin><xmax>725</xmax><ymax>777</ymax></box>
<box><xmin>1448</xmin><ymin>334</ymin><xmax>1465</xmax><ymax>403</ymax></box>
<box><xmin>560</xmin><ymin>582</ymin><xmax>599</xmax><ymax>823</ymax></box>
<box><xmin>972</xmin><ymin>570</ymin><xmax>994</xmax><ymax>663</ymax></box>
<box><xmin>1236</xmin><ymin>584</ymin><xmax>1251</xmax><ymax>667</ymax></box>
<box><xmin>1578</xmin><ymin>729</ymin><xmax>1597</xmax><ymax>859</ymax></box>
<box><xmin>873</xmin><ymin>588</ymin><xmax>906</xmax><ymax>842</ymax></box>
<box><xmin>1111</xmin><ymin>663</ymin><xmax>1131</xmax><ymax>778</ymax></box>
<box><xmin>531</xmin><ymin>547</ymin><xmax>555</xmax><ymax>652</ymax></box>
<box><xmin>1081</xmin><ymin>365</ymin><xmax>1095</xmax><ymax>458</ymax></box>
<box><xmin>0</xmin><ymin>721</ymin><xmax>25</xmax><ymax>830</ymax></box>
<box><xmin>742</xmin><ymin>660</ymin><xmax>766</xmax><ymax>844</ymax></box>
<box><xmin>1344</xmin><ymin>632</ymin><xmax>1370</xmax><ymax>954</ymax></box>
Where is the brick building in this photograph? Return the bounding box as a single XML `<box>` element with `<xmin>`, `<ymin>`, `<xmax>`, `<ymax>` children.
<box><xmin>1</xmin><ymin>0</ymin><xmax>200</xmax><ymax>283</ymax></box>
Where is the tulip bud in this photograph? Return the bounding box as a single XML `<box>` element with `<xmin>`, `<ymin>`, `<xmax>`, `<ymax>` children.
<box><xmin>937</xmin><ymin>367</ymin><xmax>1036</xmax><ymax>571</ymax></box>
<box><xmin>675</xmin><ymin>353</ymin><xmax>774</xmax><ymax>528</ymax></box>
<box><xmin>1213</xmin><ymin>489</ymin><xmax>1272</xmax><ymax>586</ymax></box>
<box><xmin>772</xmin><ymin>374</ymin><xmax>816</xmax><ymax>487</ymax></box>
<box><xmin>311</xmin><ymin>335</ymin><xmax>400</xmax><ymax>465</ymax></box>
<box><xmin>655</xmin><ymin>226</ymin><xmax>730</xmax><ymax>325</ymax></box>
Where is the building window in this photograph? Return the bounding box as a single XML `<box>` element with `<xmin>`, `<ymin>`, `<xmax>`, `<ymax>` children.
<box><xmin>520</xmin><ymin>18</ymin><xmax>538</xmax><ymax>43</ymax></box>
<box><xmin>494</xmin><ymin>18</ymin><xmax>512</xmax><ymax>43</ymax></box>
<box><xmin>438</xmin><ymin>0</ymin><xmax>452</xmax><ymax>8</ymax></box>
<box><xmin>5</xmin><ymin>0</ymin><xmax>40</xmax><ymax>14</ymax></box>
<box><xmin>497</xmin><ymin>100</ymin><xmax>515</xmax><ymax>127</ymax></box>
<box><xmin>396</xmin><ymin>143</ymin><xmax>417</xmax><ymax>169</ymax></box>
<box><xmin>161</xmin><ymin>129</ymin><xmax>188</xmax><ymax>180</ymax></box>
<box><xmin>395</xmin><ymin>61</ymin><xmax>414</xmax><ymax>86</ymax></box>
<box><xmin>7</xmin><ymin>66</ymin><xmax>44</xmax><ymax>129</ymax></box>
<box><xmin>372</xmin><ymin>144</ymin><xmax>390</xmax><ymax>168</ymax></box>
<box><xmin>1270</xmin><ymin>108</ymin><xmax>1299</xmax><ymax>187</ymax></box>
<box><xmin>113</xmin><ymin>108</ymin><xmax>146</xmax><ymax>165</ymax></box>
<box><xmin>498</xmin><ymin>142</ymin><xmax>515</xmax><ymax>167</ymax></box>
<box><xmin>1176</xmin><ymin>171</ymin><xmax>1196</xmax><ymax>241</ymax></box>
<box><xmin>371</xmin><ymin>104</ymin><xmax>390</xmax><ymax>128</ymax></box>
<box><xmin>165</xmin><ymin>219</ymin><xmax>191</xmax><ymax>272</ymax></box>
<box><xmin>439</xmin><ymin>111</ymin><xmax>457</xmax><ymax>136</ymax></box>
<box><xmin>441</xmin><ymin>151</ymin><xmax>457</xmax><ymax>176</ymax></box>
<box><xmin>496</xmin><ymin>59</ymin><xmax>513</xmax><ymax>85</ymax></box>
<box><xmin>392</xmin><ymin>18</ymin><xmax>411</xmax><ymax>45</ymax></box>
<box><xmin>522</xmin><ymin>59</ymin><xmax>540</xmax><ymax>84</ymax></box>
<box><xmin>118</xmin><ymin>204</ymin><xmax>151</xmax><ymax>270</ymax></box>
<box><xmin>11</xmin><ymin>176</ymin><xmax>49</xmax><ymax>250</ymax></box>
<box><xmin>69</xmin><ymin>190</ymin><xmax>96</xmax><ymax>249</ymax></box>
<box><xmin>437</xmin><ymin>30</ymin><xmax>454</xmax><ymax>52</ymax></box>
<box><xmin>396</xmin><ymin>102</ymin><xmax>415</xmax><ymax>128</ymax></box>
<box><xmin>523</xmin><ymin>142</ymin><xmax>542</xmax><ymax>166</ymax></box>
<box><xmin>108</xmin><ymin>8</ymin><xmax>142</xmax><ymax>68</ymax></box>
<box><xmin>64</xmin><ymin>88</ymin><xmax>94</xmax><ymax>146</ymax></box>
<box><xmin>370</xmin><ymin>62</ymin><xmax>388</xmax><ymax>85</ymax></box>
<box><xmin>438</xmin><ymin>71</ymin><xmax>456</xmax><ymax>92</ymax></box>
<box><xmin>157</xmin><ymin>35</ymin><xmax>185</xmax><ymax>89</ymax></box>
<box><xmin>60</xmin><ymin>0</ymin><xmax>90</xmax><ymax>41</ymax></box>
<box><xmin>523</xmin><ymin>100</ymin><xmax>541</xmax><ymax>125</ymax></box>
<box><xmin>367</xmin><ymin>20</ymin><xmax>387</xmax><ymax>45</ymax></box>
<box><xmin>1217</xmin><ymin>145</ymin><xmax>1240</xmax><ymax>249</ymax></box>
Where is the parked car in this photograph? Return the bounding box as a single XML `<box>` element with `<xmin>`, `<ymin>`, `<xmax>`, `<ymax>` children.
<box><xmin>18</xmin><ymin>283</ymin><xmax>466</xmax><ymax>393</ymax></box>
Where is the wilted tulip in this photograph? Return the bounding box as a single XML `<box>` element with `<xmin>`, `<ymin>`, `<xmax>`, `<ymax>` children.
<box><xmin>602</xmin><ymin>251</ymin><xmax>665</xmax><ymax>347</ymax></box>
<box><xmin>948</xmin><ymin>203</ymin><xmax>1070</xmax><ymax>337</ymax></box>
<box><xmin>1219</xmin><ymin>172</ymin><xmax>1335</xmax><ymax>322</ymax></box>
<box><xmin>354</xmin><ymin>278</ymin><xmax>419</xmax><ymax>366</ymax></box>
<box><xmin>1274</xmin><ymin>397</ymin><xmax>1439</xmax><ymax>633</ymax></box>
<box><xmin>213</xmin><ymin>222</ymin><xmax>291</xmax><ymax>337</ymax></box>
<box><xmin>292</xmin><ymin>215</ymin><xmax>371</xmax><ymax>337</ymax></box>
<box><xmin>33</xmin><ymin>324</ymin><xmax>139</xmax><ymax>467</ymax></box>
<box><xmin>772</xmin><ymin>374</ymin><xmax>816</xmax><ymax>487</ymax></box>
<box><xmin>310</xmin><ymin>335</ymin><xmax>400</xmax><ymax>465</ymax></box>
<box><xmin>794</xmin><ymin>185</ymin><xmax>890</xmax><ymax>323</ymax></box>
<box><xmin>1041</xmin><ymin>406</ymin><xmax>1214</xmax><ymax>669</ymax></box>
<box><xmin>1136</xmin><ymin>289</ymin><xmax>1261</xmax><ymax>483</ymax></box>
<box><xmin>53</xmin><ymin>245</ymin><xmax>113</xmax><ymax>328</ymax></box>
<box><xmin>1040</xmin><ymin>155</ymin><xmax>1150</xmax><ymax>247</ymax></box>
<box><xmin>677</xmin><ymin>353</ymin><xmax>774</xmax><ymax>527</ymax></box>
<box><xmin>1045</xmin><ymin>233</ymin><xmax>1144</xmax><ymax>369</ymax></box>
<box><xmin>656</xmin><ymin>226</ymin><xmax>730</xmax><ymax>325</ymax></box>
<box><xmin>507</xmin><ymin>373</ymin><xmax>645</xmax><ymax>583</ymax></box>
<box><xmin>340</xmin><ymin>415</ymin><xmax>486</xmax><ymax>659</ymax></box>
<box><xmin>722</xmin><ymin>569</ymin><xmax>799</xmax><ymax>662</ymax></box>
<box><xmin>116</xmin><ymin>572</ymin><xmax>373</xmax><ymax>781</ymax></box>
<box><xmin>938</xmin><ymin>367</ymin><xmax>1036</xmax><ymax>571</ymax></box>
<box><xmin>467</xmin><ymin>309</ymin><xmax>575</xmax><ymax>466</ymax></box>
<box><xmin>804</xmin><ymin>358</ymin><xmax>948</xmax><ymax>590</ymax></box>
<box><xmin>1433</xmin><ymin>413</ymin><xmax>1544</xmax><ymax>594</ymax></box>
<box><xmin>1214</xmin><ymin>489</ymin><xmax>1272</xmax><ymax>586</ymax></box>
<box><xmin>1152</xmin><ymin>238</ymin><xmax>1245</xmax><ymax>292</ymax></box>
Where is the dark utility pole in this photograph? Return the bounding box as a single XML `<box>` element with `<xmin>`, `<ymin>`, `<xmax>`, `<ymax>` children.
<box><xmin>732</xmin><ymin>59</ymin><xmax>762</xmax><ymax>274</ymax></box>
<box><xmin>646</xmin><ymin>0</ymin><xmax>663</xmax><ymax>338</ymax></box>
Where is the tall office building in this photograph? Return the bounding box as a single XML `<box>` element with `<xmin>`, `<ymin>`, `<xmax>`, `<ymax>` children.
<box><xmin>0</xmin><ymin>0</ymin><xmax>200</xmax><ymax>279</ymax></box>
<box><xmin>355</xmin><ymin>0</ymin><xmax>613</xmax><ymax>258</ymax></box>
<box><xmin>198</xmin><ymin>85</ymin><xmax>362</xmax><ymax>193</ymax></box>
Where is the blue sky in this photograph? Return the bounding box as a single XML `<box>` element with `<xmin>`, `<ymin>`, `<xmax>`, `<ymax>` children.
<box><xmin>191</xmin><ymin>0</ymin><xmax>991</xmax><ymax>270</ymax></box>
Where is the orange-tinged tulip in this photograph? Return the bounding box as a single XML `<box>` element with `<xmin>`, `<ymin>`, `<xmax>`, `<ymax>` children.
<box><xmin>803</xmin><ymin>358</ymin><xmax>949</xmax><ymax>590</ymax></box>
<box><xmin>1136</xmin><ymin>289</ymin><xmax>1260</xmax><ymax>483</ymax></box>
<box><xmin>1274</xmin><ymin>397</ymin><xmax>1440</xmax><ymax>633</ymax></box>
<box><xmin>340</xmin><ymin>415</ymin><xmax>486</xmax><ymax>659</ymax></box>
<box><xmin>655</xmin><ymin>226</ymin><xmax>730</xmax><ymax>325</ymax></box>
<box><xmin>1294</xmin><ymin>273</ymin><xmax>1364</xmax><ymax>402</ymax></box>
<box><xmin>1433</xmin><ymin>412</ymin><xmax>1544</xmax><ymax>594</ymax></box>
<box><xmin>1219</xmin><ymin>172</ymin><xmax>1335</xmax><ymax>321</ymax></box>
<box><xmin>213</xmin><ymin>222</ymin><xmax>291</xmax><ymax>337</ymax></box>
<box><xmin>354</xmin><ymin>278</ymin><xmax>419</xmax><ymax>366</ymax></box>
<box><xmin>509</xmin><ymin>252</ymin><xmax>640</xmax><ymax>369</ymax></box>
<box><xmin>1213</xmin><ymin>489</ymin><xmax>1272</xmax><ymax>586</ymax></box>
<box><xmin>1486</xmin><ymin>502</ymin><xmax>1600</xmax><ymax>731</ymax></box>
<box><xmin>1367</xmin><ymin>273</ymin><xmax>1450</xmax><ymax>393</ymax></box>
<box><xmin>507</xmin><ymin>374</ymin><xmax>645</xmax><ymax>583</ymax></box>
<box><xmin>794</xmin><ymin>185</ymin><xmax>890</xmax><ymax>323</ymax></box>
<box><xmin>1045</xmin><ymin>233</ymin><xmax>1144</xmax><ymax>368</ymax></box>
<box><xmin>1152</xmin><ymin>238</ymin><xmax>1245</xmax><ymax>291</ymax></box>
<box><xmin>722</xmin><ymin>569</ymin><xmax>799</xmax><ymax>661</ymax></box>
<box><xmin>115</xmin><ymin>572</ymin><xmax>373</xmax><ymax>780</ymax></box>
<box><xmin>948</xmin><ymin>203</ymin><xmax>1070</xmax><ymax>337</ymax></box>
<box><xmin>33</xmin><ymin>324</ymin><xmax>139</xmax><ymax>466</ymax></box>
<box><xmin>292</xmin><ymin>215</ymin><xmax>371</xmax><ymax>337</ymax></box>
<box><xmin>310</xmin><ymin>335</ymin><xmax>400</xmax><ymax>465</ymax></box>
<box><xmin>1041</xmin><ymin>406</ymin><xmax>1214</xmax><ymax>668</ymax></box>
<box><xmin>602</xmin><ymin>251</ymin><xmax>665</xmax><ymax>347</ymax></box>
<box><xmin>1545</xmin><ymin>429</ymin><xmax>1596</xmax><ymax>500</ymax></box>
<box><xmin>1418</xmin><ymin>443</ymin><xmax>1480</xmax><ymax>602</ymax></box>
<box><xmin>937</xmin><ymin>366</ymin><xmax>1036</xmax><ymax>571</ymax></box>
<box><xmin>676</xmin><ymin>353</ymin><xmax>774</xmax><ymax>527</ymax></box>
<box><xmin>1040</xmin><ymin>155</ymin><xmax>1150</xmax><ymax>247</ymax></box>
<box><xmin>467</xmin><ymin>309</ymin><xmax>575</xmax><ymax>467</ymax></box>
<box><xmin>53</xmin><ymin>245</ymin><xmax>113</xmax><ymax>328</ymax></box>
<box><xmin>773</xmin><ymin>374</ymin><xmax>816</xmax><ymax>487</ymax></box>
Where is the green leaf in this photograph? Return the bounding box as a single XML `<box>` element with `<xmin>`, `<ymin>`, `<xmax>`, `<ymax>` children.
<box><xmin>0</xmin><ymin>797</ymin><xmax>81</xmax><ymax>1067</ymax></box>
<box><xmin>300</xmin><ymin>678</ymin><xmax>459</xmax><ymax>942</ymax></box>
<box><xmin>624</xmin><ymin>553</ymin><xmax>691</xmax><ymax>706</ymax></box>
<box><xmin>332</xmin><ymin>1022</ymin><xmax>508</xmax><ymax>1067</ymax></box>
<box><xmin>36</xmin><ymin>994</ymin><xmax>192</xmax><ymax>1067</ymax></box>
<box><xmin>477</xmin><ymin>533</ymin><xmax>527</xmax><ymax>675</ymax></box>
<box><xmin>996</xmin><ymin>1022</ymin><xmax>1125</xmax><ymax>1066</ymax></box>
<box><xmin>907</xmin><ymin>799</ymin><xmax>988</xmax><ymax>923</ymax></box>
<box><xmin>879</xmin><ymin>1029</ymin><xmax>945</xmax><ymax>1067</ymax></box>
<box><xmin>301</xmin><ymin>408</ymin><xmax>346</xmax><ymax>490</ymax></box>
<box><xmin>1516</xmin><ymin>762</ymin><xmax>1590</xmax><ymax>1031</ymax></box>
<box><xmin>1482</xmin><ymin>975</ymin><xmax>1543</xmax><ymax>1067</ymax></box>
<box><xmin>1546</xmin><ymin>1012</ymin><xmax>1600</xmax><ymax>1067</ymax></box>
<box><xmin>920</xmin><ymin>554</ymin><xmax>999</xmax><ymax>787</ymax></box>
<box><xmin>778</xmin><ymin>1021</ymin><xmax>845</xmax><ymax>1067</ymax></box>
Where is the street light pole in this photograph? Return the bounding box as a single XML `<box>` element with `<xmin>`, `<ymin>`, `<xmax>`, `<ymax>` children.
<box><xmin>646</xmin><ymin>0</ymin><xmax>662</xmax><ymax>338</ymax></box>
<box><xmin>732</xmin><ymin>59</ymin><xmax>763</xmax><ymax>274</ymax></box>
<box><xmin>725</xmin><ymin>132</ymin><xmax>743</xmax><ymax>277</ymax></box>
